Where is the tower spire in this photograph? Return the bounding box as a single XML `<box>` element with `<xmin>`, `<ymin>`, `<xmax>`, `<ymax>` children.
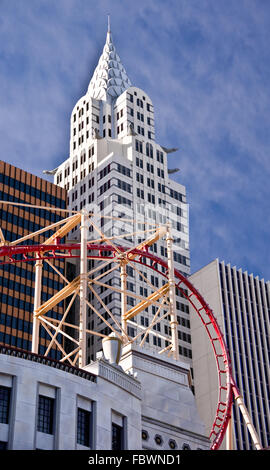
<box><xmin>88</xmin><ymin>20</ymin><xmax>132</xmax><ymax>101</ymax></box>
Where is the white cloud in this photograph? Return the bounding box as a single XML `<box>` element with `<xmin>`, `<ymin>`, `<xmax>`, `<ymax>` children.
<box><xmin>0</xmin><ymin>0</ymin><xmax>269</xmax><ymax>279</ymax></box>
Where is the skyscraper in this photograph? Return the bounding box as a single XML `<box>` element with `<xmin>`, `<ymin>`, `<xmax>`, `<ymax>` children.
<box><xmin>189</xmin><ymin>259</ymin><xmax>270</xmax><ymax>449</ymax></box>
<box><xmin>53</xmin><ymin>24</ymin><xmax>191</xmax><ymax>364</ymax></box>
<box><xmin>0</xmin><ymin>160</ymin><xmax>67</xmax><ymax>359</ymax></box>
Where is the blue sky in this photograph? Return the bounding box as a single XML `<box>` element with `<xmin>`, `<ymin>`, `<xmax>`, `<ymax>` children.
<box><xmin>0</xmin><ymin>0</ymin><xmax>270</xmax><ymax>280</ymax></box>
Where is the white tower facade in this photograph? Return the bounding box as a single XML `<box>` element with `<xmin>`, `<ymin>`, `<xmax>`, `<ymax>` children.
<box><xmin>54</xmin><ymin>25</ymin><xmax>191</xmax><ymax>365</ymax></box>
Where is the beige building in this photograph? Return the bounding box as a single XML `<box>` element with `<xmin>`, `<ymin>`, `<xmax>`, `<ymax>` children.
<box><xmin>189</xmin><ymin>259</ymin><xmax>270</xmax><ymax>450</ymax></box>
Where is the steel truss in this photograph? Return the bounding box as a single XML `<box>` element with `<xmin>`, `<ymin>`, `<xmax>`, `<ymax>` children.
<box><xmin>0</xmin><ymin>202</ymin><xmax>263</xmax><ymax>450</ymax></box>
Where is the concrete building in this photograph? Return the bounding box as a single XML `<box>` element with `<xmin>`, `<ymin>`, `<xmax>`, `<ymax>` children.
<box><xmin>52</xmin><ymin>24</ymin><xmax>191</xmax><ymax>364</ymax></box>
<box><xmin>0</xmin><ymin>160</ymin><xmax>67</xmax><ymax>359</ymax></box>
<box><xmin>189</xmin><ymin>259</ymin><xmax>270</xmax><ymax>450</ymax></box>
<box><xmin>0</xmin><ymin>343</ymin><xmax>209</xmax><ymax>450</ymax></box>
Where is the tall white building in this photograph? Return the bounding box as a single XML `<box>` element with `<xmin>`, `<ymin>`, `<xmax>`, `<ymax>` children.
<box><xmin>189</xmin><ymin>259</ymin><xmax>270</xmax><ymax>450</ymax></box>
<box><xmin>53</xmin><ymin>24</ymin><xmax>191</xmax><ymax>365</ymax></box>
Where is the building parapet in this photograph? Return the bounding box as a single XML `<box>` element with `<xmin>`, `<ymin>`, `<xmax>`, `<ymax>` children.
<box><xmin>0</xmin><ymin>345</ymin><xmax>96</xmax><ymax>383</ymax></box>
<box><xmin>84</xmin><ymin>357</ymin><xmax>142</xmax><ymax>400</ymax></box>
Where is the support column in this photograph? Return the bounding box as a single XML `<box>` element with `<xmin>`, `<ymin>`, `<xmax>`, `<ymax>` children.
<box><xmin>120</xmin><ymin>259</ymin><xmax>128</xmax><ymax>341</ymax></box>
<box><xmin>226</xmin><ymin>417</ymin><xmax>233</xmax><ymax>450</ymax></box>
<box><xmin>79</xmin><ymin>209</ymin><xmax>88</xmax><ymax>368</ymax></box>
<box><xmin>233</xmin><ymin>392</ymin><xmax>262</xmax><ymax>450</ymax></box>
<box><xmin>166</xmin><ymin>223</ymin><xmax>179</xmax><ymax>361</ymax></box>
<box><xmin>32</xmin><ymin>258</ymin><xmax>43</xmax><ymax>354</ymax></box>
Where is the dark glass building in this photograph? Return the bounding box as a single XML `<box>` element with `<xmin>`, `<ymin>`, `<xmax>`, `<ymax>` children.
<box><xmin>0</xmin><ymin>160</ymin><xmax>67</xmax><ymax>359</ymax></box>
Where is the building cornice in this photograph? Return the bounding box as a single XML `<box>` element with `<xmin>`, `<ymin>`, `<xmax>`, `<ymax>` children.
<box><xmin>0</xmin><ymin>345</ymin><xmax>96</xmax><ymax>382</ymax></box>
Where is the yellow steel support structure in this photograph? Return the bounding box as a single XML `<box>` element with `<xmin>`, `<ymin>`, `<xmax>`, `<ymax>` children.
<box><xmin>123</xmin><ymin>283</ymin><xmax>169</xmax><ymax>321</ymax></box>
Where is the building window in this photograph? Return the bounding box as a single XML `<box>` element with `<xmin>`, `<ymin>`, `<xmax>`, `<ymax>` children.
<box><xmin>127</xmin><ymin>326</ymin><xmax>136</xmax><ymax>337</ymax></box>
<box><xmin>37</xmin><ymin>395</ymin><xmax>54</xmax><ymax>434</ymax></box>
<box><xmin>153</xmin><ymin>336</ymin><xmax>161</xmax><ymax>347</ymax></box>
<box><xmin>0</xmin><ymin>441</ymin><xmax>7</xmax><ymax>450</ymax></box>
<box><xmin>112</xmin><ymin>423</ymin><xmax>123</xmax><ymax>450</ymax></box>
<box><xmin>0</xmin><ymin>386</ymin><xmax>11</xmax><ymax>424</ymax></box>
<box><xmin>135</xmin><ymin>140</ymin><xmax>143</xmax><ymax>153</ymax></box>
<box><xmin>156</xmin><ymin>150</ymin><xmax>164</xmax><ymax>163</ymax></box>
<box><xmin>146</xmin><ymin>143</ymin><xmax>153</xmax><ymax>158</ymax></box>
<box><xmin>137</xmin><ymin>188</ymin><xmax>144</xmax><ymax>199</ymax></box>
<box><xmin>117</xmin><ymin>179</ymin><xmax>132</xmax><ymax>193</ymax></box>
<box><xmin>136</xmin><ymin>157</ymin><xmax>143</xmax><ymax>169</ymax></box>
<box><xmin>117</xmin><ymin>163</ymin><xmax>131</xmax><ymax>178</ymax></box>
<box><xmin>77</xmin><ymin>408</ymin><xmax>91</xmax><ymax>447</ymax></box>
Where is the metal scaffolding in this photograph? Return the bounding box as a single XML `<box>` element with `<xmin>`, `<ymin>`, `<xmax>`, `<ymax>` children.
<box><xmin>0</xmin><ymin>201</ymin><xmax>263</xmax><ymax>451</ymax></box>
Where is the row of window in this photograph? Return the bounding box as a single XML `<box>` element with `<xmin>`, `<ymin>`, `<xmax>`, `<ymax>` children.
<box><xmin>135</xmin><ymin>140</ymin><xmax>163</xmax><ymax>161</ymax></box>
<box><xmin>135</xmin><ymin>159</ymin><xmax>165</xmax><ymax>183</ymax></box>
<box><xmin>0</xmin><ymin>334</ymin><xmax>32</xmax><ymax>354</ymax></box>
<box><xmin>68</xmin><ymin>145</ymin><xmax>95</xmax><ymax>174</ymax></box>
<box><xmin>0</xmin><ymin>175</ymin><xmax>65</xmax><ymax>209</ymax></box>
<box><xmin>98</xmin><ymin>178</ymin><xmax>133</xmax><ymax>197</ymax></box>
<box><xmin>0</xmin><ymin>272</ymin><xmax>63</xmax><ymax>293</ymax></box>
<box><xmin>0</xmin><ymin>386</ymin><xmax>125</xmax><ymax>450</ymax></box>
<box><xmin>0</xmin><ymin>211</ymin><xmax>54</xmax><ymax>236</ymax></box>
<box><xmin>219</xmin><ymin>263</ymin><xmax>270</xmax><ymax>449</ymax></box>
<box><xmin>72</xmin><ymin>119</ymin><xmax>152</xmax><ymax>144</ymax></box>
<box><xmin>0</xmin><ymin>274</ymin><xmax>64</xmax><ymax>300</ymax></box>
<box><xmin>0</xmin><ymin>387</ymin><xmax>92</xmax><ymax>448</ymax></box>
<box><xmin>0</xmin><ymin>259</ymin><xmax>63</xmax><ymax>277</ymax></box>
<box><xmin>0</xmin><ymin>291</ymin><xmax>63</xmax><ymax>309</ymax></box>
<box><xmin>136</xmin><ymin>188</ymin><xmax>157</xmax><ymax>204</ymax></box>
<box><xmin>0</xmin><ymin>304</ymin><xmax>63</xmax><ymax>333</ymax></box>
<box><xmin>0</xmin><ymin>194</ymin><xmax>65</xmax><ymax>224</ymax></box>
<box><xmin>127</xmin><ymin>92</ymin><xmax>152</xmax><ymax>112</ymax></box>
<box><xmin>98</xmin><ymin>163</ymin><xmax>131</xmax><ymax>181</ymax></box>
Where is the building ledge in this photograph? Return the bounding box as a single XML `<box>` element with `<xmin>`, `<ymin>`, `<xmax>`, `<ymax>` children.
<box><xmin>84</xmin><ymin>357</ymin><xmax>142</xmax><ymax>399</ymax></box>
<box><xmin>0</xmin><ymin>344</ymin><xmax>96</xmax><ymax>383</ymax></box>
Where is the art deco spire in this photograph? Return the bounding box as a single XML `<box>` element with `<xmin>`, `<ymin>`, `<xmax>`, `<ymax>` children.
<box><xmin>88</xmin><ymin>19</ymin><xmax>132</xmax><ymax>101</ymax></box>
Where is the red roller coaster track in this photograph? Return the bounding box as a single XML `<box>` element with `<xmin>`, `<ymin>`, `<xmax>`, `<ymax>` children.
<box><xmin>0</xmin><ymin>240</ymin><xmax>241</xmax><ymax>450</ymax></box>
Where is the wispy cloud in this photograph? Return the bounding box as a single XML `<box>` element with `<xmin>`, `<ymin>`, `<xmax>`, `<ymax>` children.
<box><xmin>0</xmin><ymin>0</ymin><xmax>269</xmax><ymax>279</ymax></box>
